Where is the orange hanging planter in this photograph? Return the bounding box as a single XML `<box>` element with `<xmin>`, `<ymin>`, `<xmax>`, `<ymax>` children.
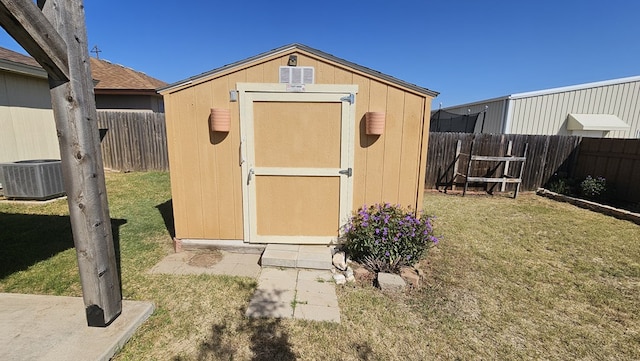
<box><xmin>209</xmin><ymin>108</ymin><xmax>231</xmax><ymax>132</ymax></box>
<box><xmin>366</xmin><ymin>111</ymin><xmax>385</xmax><ymax>135</ymax></box>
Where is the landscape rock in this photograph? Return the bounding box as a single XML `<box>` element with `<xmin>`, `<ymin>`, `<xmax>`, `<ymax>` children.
<box><xmin>332</xmin><ymin>251</ymin><xmax>348</xmax><ymax>271</ymax></box>
<box><xmin>377</xmin><ymin>272</ymin><xmax>406</xmax><ymax>292</ymax></box>
<box><xmin>333</xmin><ymin>273</ymin><xmax>346</xmax><ymax>285</ymax></box>
<box><xmin>400</xmin><ymin>267</ymin><xmax>420</xmax><ymax>287</ymax></box>
<box><xmin>353</xmin><ymin>267</ymin><xmax>373</xmax><ymax>282</ymax></box>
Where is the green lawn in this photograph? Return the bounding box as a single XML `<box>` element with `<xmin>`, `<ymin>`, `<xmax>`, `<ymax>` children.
<box><xmin>1</xmin><ymin>172</ymin><xmax>638</xmax><ymax>360</ymax></box>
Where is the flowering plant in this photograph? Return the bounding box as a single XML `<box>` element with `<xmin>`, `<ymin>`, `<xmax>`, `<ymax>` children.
<box><xmin>579</xmin><ymin>175</ymin><xmax>607</xmax><ymax>200</ymax></box>
<box><xmin>341</xmin><ymin>203</ymin><xmax>439</xmax><ymax>273</ymax></box>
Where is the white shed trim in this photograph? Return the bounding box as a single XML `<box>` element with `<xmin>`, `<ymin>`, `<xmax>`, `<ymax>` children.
<box><xmin>567</xmin><ymin>114</ymin><xmax>630</xmax><ymax>131</ymax></box>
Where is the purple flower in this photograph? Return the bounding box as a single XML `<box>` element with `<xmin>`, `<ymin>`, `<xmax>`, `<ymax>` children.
<box><xmin>385</xmin><ymin>251</ymin><xmax>390</xmax><ymax>257</ymax></box>
<box><xmin>375</xmin><ymin>228</ymin><xmax>380</xmax><ymax>234</ymax></box>
<box><xmin>406</xmin><ymin>255</ymin><xmax>412</xmax><ymax>260</ymax></box>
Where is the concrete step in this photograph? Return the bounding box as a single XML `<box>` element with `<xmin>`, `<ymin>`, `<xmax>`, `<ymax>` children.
<box><xmin>260</xmin><ymin>244</ymin><xmax>333</xmax><ymax>270</ymax></box>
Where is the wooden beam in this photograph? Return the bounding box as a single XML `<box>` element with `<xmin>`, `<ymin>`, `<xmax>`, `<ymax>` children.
<box><xmin>0</xmin><ymin>0</ymin><xmax>69</xmax><ymax>80</ymax></box>
<box><xmin>40</xmin><ymin>0</ymin><xmax>122</xmax><ymax>327</ymax></box>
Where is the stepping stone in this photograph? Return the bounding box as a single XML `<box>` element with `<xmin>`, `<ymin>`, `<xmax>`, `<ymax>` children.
<box><xmin>260</xmin><ymin>244</ymin><xmax>333</xmax><ymax>270</ymax></box>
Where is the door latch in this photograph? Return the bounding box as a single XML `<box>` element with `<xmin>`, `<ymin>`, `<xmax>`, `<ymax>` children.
<box><xmin>247</xmin><ymin>168</ymin><xmax>255</xmax><ymax>184</ymax></box>
<box><xmin>339</xmin><ymin>168</ymin><xmax>352</xmax><ymax>177</ymax></box>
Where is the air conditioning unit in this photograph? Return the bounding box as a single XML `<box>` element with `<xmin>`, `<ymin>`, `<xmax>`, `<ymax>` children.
<box><xmin>0</xmin><ymin>159</ymin><xmax>65</xmax><ymax>200</ymax></box>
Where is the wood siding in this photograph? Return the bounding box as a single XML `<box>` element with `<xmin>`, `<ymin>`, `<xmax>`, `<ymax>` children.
<box><xmin>0</xmin><ymin>72</ymin><xmax>59</xmax><ymax>162</ymax></box>
<box><xmin>162</xmin><ymin>50</ymin><xmax>432</xmax><ymax>241</ymax></box>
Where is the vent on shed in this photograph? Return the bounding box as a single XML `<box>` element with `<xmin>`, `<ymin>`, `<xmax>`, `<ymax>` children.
<box><xmin>0</xmin><ymin>160</ymin><xmax>65</xmax><ymax>200</ymax></box>
<box><xmin>279</xmin><ymin>66</ymin><xmax>314</xmax><ymax>84</ymax></box>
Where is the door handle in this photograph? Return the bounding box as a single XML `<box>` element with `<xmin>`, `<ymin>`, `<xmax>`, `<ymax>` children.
<box><xmin>247</xmin><ymin>168</ymin><xmax>255</xmax><ymax>184</ymax></box>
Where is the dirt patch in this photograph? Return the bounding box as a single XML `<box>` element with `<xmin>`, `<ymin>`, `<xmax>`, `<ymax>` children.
<box><xmin>187</xmin><ymin>250</ymin><xmax>223</xmax><ymax>268</ymax></box>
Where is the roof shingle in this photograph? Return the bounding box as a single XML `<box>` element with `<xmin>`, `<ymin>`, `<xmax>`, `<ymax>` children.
<box><xmin>0</xmin><ymin>47</ymin><xmax>42</xmax><ymax>68</ymax></box>
<box><xmin>0</xmin><ymin>46</ymin><xmax>166</xmax><ymax>91</ymax></box>
<box><xmin>89</xmin><ymin>58</ymin><xmax>166</xmax><ymax>90</ymax></box>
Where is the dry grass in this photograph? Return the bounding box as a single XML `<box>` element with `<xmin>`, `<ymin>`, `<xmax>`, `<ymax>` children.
<box><xmin>1</xmin><ymin>173</ymin><xmax>639</xmax><ymax>360</ymax></box>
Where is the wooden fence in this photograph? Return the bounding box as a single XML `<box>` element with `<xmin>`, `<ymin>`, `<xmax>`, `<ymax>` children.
<box><xmin>426</xmin><ymin>133</ymin><xmax>582</xmax><ymax>192</ymax></box>
<box><xmin>94</xmin><ymin>114</ymin><xmax>640</xmax><ymax>203</ymax></box>
<box><xmin>573</xmin><ymin>137</ymin><xmax>640</xmax><ymax>203</ymax></box>
<box><xmin>97</xmin><ymin>111</ymin><xmax>169</xmax><ymax>172</ymax></box>
<box><xmin>426</xmin><ymin>133</ymin><xmax>640</xmax><ymax>203</ymax></box>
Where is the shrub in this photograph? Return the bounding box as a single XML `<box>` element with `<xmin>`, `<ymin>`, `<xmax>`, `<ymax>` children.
<box><xmin>545</xmin><ymin>173</ymin><xmax>577</xmax><ymax>196</ymax></box>
<box><xmin>341</xmin><ymin>203</ymin><xmax>439</xmax><ymax>273</ymax></box>
<box><xmin>579</xmin><ymin>175</ymin><xmax>607</xmax><ymax>200</ymax></box>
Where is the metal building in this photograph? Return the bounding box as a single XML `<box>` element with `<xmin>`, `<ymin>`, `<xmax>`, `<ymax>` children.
<box><xmin>441</xmin><ymin>75</ymin><xmax>640</xmax><ymax>138</ymax></box>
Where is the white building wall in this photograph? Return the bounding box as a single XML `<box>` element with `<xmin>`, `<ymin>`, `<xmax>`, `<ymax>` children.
<box><xmin>442</xmin><ymin>76</ymin><xmax>640</xmax><ymax>138</ymax></box>
<box><xmin>0</xmin><ymin>71</ymin><xmax>59</xmax><ymax>163</ymax></box>
<box><xmin>508</xmin><ymin>77</ymin><xmax>640</xmax><ymax>138</ymax></box>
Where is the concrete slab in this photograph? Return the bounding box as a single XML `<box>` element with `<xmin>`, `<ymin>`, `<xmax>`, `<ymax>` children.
<box><xmin>246</xmin><ymin>268</ymin><xmax>341</xmax><ymax>322</ymax></box>
<box><xmin>260</xmin><ymin>249</ymin><xmax>298</xmax><ymax>268</ymax></box>
<box><xmin>297</xmin><ymin>246</ymin><xmax>333</xmax><ymax>269</ymax></box>
<box><xmin>261</xmin><ymin>244</ymin><xmax>334</xmax><ymax>270</ymax></box>
<box><xmin>0</xmin><ymin>293</ymin><xmax>153</xmax><ymax>361</ymax></box>
<box><xmin>293</xmin><ymin>304</ymin><xmax>341</xmax><ymax>323</ymax></box>
<box><xmin>297</xmin><ymin>269</ymin><xmax>334</xmax><ymax>282</ymax></box>
<box><xmin>149</xmin><ymin>250</ymin><xmax>261</xmax><ymax>278</ymax></box>
<box><xmin>295</xmin><ymin>290</ymin><xmax>339</xmax><ymax>308</ymax></box>
<box><xmin>258</xmin><ymin>268</ymin><xmax>298</xmax><ymax>290</ymax></box>
<box><xmin>296</xmin><ymin>278</ymin><xmax>336</xmax><ymax>294</ymax></box>
<box><xmin>245</xmin><ymin>288</ymin><xmax>295</xmax><ymax>319</ymax></box>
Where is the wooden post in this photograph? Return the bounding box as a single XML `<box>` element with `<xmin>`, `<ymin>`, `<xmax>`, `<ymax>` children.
<box><xmin>514</xmin><ymin>143</ymin><xmax>529</xmax><ymax>198</ymax></box>
<box><xmin>501</xmin><ymin>140</ymin><xmax>513</xmax><ymax>192</ymax></box>
<box><xmin>463</xmin><ymin>137</ymin><xmax>476</xmax><ymax>197</ymax></box>
<box><xmin>39</xmin><ymin>0</ymin><xmax>122</xmax><ymax>326</ymax></box>
<box><xmin>451</xmin><ymin>139</ymin><xmax>462</xmax><ymax>191</ymax></box>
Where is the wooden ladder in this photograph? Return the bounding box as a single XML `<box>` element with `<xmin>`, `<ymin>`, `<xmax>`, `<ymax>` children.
<box><xmin>455</xmin><ymin>138</ymin><xmax>528</xmax><ymax>198</ymax></box>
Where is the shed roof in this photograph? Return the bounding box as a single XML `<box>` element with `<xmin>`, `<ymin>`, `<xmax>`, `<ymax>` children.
<box><xmin>159</xmin><ymin>43</ymin><xmax>438</xmax><ymax>97</ymax></box>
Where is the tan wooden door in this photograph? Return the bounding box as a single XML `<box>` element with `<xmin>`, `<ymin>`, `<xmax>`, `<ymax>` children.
<box><xmin>238</xmin><ymin>83</ymin><xmax>357</xmax><ymax>244</ymax></box>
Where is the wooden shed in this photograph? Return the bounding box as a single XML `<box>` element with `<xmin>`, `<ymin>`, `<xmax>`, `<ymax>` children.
<box><xmin>159</xmin><ymin>44</ymin><xmax>438</xmax><ymax>246</ymax></box>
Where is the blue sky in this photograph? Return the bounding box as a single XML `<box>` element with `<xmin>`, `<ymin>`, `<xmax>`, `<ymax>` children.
<box><xmin>1</xmin><ymin>1</ymin><xmax>639</xmax><ymax>108</ymax></box>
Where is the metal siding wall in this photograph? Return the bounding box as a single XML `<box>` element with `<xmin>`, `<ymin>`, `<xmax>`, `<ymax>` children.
<box><xmin>441</xmin><ymin>99</ymin><xmax>506</xmax><ymax>134</ymax></box>
<box><xmin>0</xmin><ymin>72</ymin><xmax>59</xmax><ymax>163</ymax></box>
<box><xmin>508</xmin><ymin>79</ymin><xmax>640</xmax><ymax>138</ymax></box>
